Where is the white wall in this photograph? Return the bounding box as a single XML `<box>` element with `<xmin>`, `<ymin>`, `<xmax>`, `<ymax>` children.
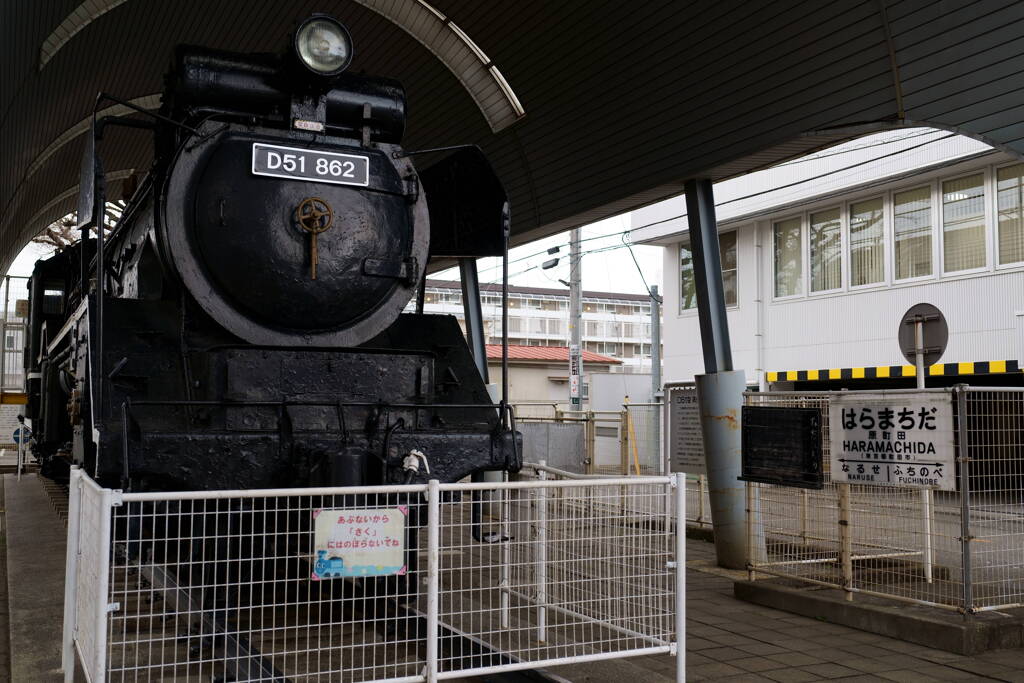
<box><xmin>660</xmin><ymin>153</ymin><xmax>1024</xmax><ymax>384</ymax></box>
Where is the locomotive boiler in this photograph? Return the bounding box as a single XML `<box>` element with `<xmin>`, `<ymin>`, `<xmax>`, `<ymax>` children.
<box><xmin>24</xmin><ymin>15</ymin><xmax>521</xmax><ymax>493</ymax></box>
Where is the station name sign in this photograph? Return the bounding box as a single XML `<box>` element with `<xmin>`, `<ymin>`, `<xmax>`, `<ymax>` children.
<box><xmin>828</xmin><ymin>391</ymin><xmax>955</xmax><ymax>491</ymax></box>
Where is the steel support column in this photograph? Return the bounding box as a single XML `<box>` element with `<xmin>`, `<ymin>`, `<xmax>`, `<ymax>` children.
<box><xmin>685</xmin><ymin>178</ymin><xmax>746</xmax><ymax>569</ymax></box>
<box><xmin>459</xmin><ymin>258</ymin><xmax>489</xmax><ymax>383</ymax></box>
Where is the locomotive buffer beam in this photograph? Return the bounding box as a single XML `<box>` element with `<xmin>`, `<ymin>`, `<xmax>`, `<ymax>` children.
<box><xmin>140</xmin><ymin>561</ymin><xmax>289</xmax><ymax>682</ymax></box>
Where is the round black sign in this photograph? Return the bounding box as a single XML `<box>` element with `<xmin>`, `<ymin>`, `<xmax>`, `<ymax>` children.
<box><xmin>898</xmin><ymin>303</ymin><xmax>948</xmax><ymax>366</ymax></box>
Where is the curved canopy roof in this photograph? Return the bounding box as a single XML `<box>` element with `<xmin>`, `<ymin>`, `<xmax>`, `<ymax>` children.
<box><xmin>3</xmin><ymin>0</ymin><xmax>1024</xmax><ymax>272</ymax></box>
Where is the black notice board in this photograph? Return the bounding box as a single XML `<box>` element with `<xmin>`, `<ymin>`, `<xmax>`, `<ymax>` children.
<box><xmin>740</xmin><ymin>406</ymin><xmax>823</xmax><ymax>489</ymax></box>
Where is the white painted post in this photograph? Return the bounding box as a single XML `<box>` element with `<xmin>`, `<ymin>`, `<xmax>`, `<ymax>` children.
<box><xmin>912</xmin><ymin>319</ymin><xmax>936</xmax><ymax>584</ymax></box>
<box><xmin>61</xmin><ymin>467</ymin><xmax>82</xmax><ymax>682</ymax></box>
<box><xmin>500</xmin><ymin>474</ymin><xmax>511</xmax><ymax>629</ymax></box>
<box><xmin>426</xmin><ymin>479</ymin><xmax>440</xmax><ymax>683</ymax></box>
<box><xmin>94</xmin><ymin>486</ymin><xmax>114</xmax><ymax>681</ymax></box>
<box><xmin>923</xmin><ymin>489</ymin><xmax>934</xmax><ymax>583</ymax></box>
<box><xmin>674</xmin><ymin>473</ymin><xmax>686</xmax><ymax>683</ymax></box>
<box><xmin>16</xmin><ymin>439</ymin><xmax>22</xmax><ymax>480</ymax></box>
<box><xmin>746</xmin><ymin>481</ymin><xmax>755</xmax><ymax>582</ymax></box>
<box><xmin>800</xmin><ymin>489</ymin><xmax>808</xmax><ymax>544</ymax></box>
<box><xmin>697</xmin><ymin>475</ymin><xmax>706</xmax><ymax>526</ymax></box>
<box><xmin>838</xmin><ymin>483</ymin><xmax>853</xmax><ymax>602</ymax></box>
<box><xmin>536</xmin><ymin>460</ymin><xmax>548</xmax><ymax>643</ymax></box>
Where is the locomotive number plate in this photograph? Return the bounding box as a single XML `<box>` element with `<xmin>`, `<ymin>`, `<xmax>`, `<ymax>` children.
<box><xmin>251</xmin><ymin>143</ymin><xmax>370</xmax><ymax>187</ymax></box>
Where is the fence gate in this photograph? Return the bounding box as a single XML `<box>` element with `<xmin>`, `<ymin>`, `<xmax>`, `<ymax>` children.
<box><xmin>62</xmin><ymin>468</ymin><xmax>686</xmax><ymax>682</ymax></box>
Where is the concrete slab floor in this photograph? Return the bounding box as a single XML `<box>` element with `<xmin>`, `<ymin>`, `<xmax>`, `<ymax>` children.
<box><xmin>622</xmin><ymin>539</ymin><xmax>1024</xmax><ymax>683</ymax></box>
<box><xmin>4</xmin><ymin>474</ymin><xmax>63</xmax><ymax>683</ymax></box>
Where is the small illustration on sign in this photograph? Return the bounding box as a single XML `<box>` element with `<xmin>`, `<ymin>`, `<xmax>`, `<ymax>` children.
<box><xmin>311</xmin><ymin>506</ymin><xmax>407</xmax><ymax>580</ymax></box>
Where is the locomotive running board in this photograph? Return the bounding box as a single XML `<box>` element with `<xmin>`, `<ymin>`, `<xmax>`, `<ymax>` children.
<box><xmin>140</xmin><ymin>562</ymin><xmax>290</xmax><ymax>682</ymax></box>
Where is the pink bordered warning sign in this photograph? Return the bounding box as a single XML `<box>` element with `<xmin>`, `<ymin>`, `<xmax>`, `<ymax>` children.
<box><xmin>311</xmin><ymin>507</ymin><xmax>407</xmax><ymax>580</ymax></box>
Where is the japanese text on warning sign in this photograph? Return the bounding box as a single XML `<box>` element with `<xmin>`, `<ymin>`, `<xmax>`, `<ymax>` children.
<box><xmin>829</xmin><ymin>392</ymin><xmax>955</xmax><ymax>491</ymax></box>
<box><xmin>312</xmin><ymin>507</ymin><xmax>407</xmax><ymax>580</ymax></box>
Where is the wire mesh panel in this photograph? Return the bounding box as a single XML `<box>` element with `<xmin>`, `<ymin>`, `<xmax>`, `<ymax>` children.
<box><xmin>744</xmin><ymin>391</ymin><xmax>969</xmax><ymax>611</ymax></box>
<box><xmin>435</xmin><ymin>479</ymin><xmax>675</xmax><ymax>677</ymax></box>
<box><xmin>105</xmin><ymin>489</ymin><xmax>430</xmax><ymax>682</ymax></box>
<box><xmin>72</xmin><ymin>470</ymin><xmax>113</xmax><ymax>681</ymax></box>
<box><xmin>964</xmin><ymin>388</ymin><xmax>1024</xmax><ymax>611</ymax></box>
<box><xmin>66</xmin><ymin>475</ymin><xmax>683</xmax><ymax>682</ymax></box>
<box><xmin>626</xmin><ymin>404</ymin><xmax>663</xmax><ymax>475</ymax></box>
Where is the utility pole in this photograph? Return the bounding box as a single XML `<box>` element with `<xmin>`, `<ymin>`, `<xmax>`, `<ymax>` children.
<box><xmin>568</xmin><ymin>229</ymin><xmax>582</xmax><ymax>410</ymax></box>
<box><xmin>650</xmin><ymin>284</ymin><xmax>663</xmax><ymax>473</ymax></box>
<box><xmin>650</xmin><ymin>284</ymin><xmax>661</xmax><ymax>401</ymax></box>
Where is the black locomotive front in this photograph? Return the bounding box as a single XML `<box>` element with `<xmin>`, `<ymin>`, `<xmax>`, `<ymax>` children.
<box><xmin>24</xmin><ymin>15</ymin><xmax>520</xmax><ymax>492</ymax></box>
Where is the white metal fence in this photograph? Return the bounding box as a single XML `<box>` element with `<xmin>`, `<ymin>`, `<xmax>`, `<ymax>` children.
<box><xmin>63</xmin><ymin>467</ymin><xmax>685</xmax><ymax>682</ymax></box>
<box><xmin>744</xmin><ymin>386</ymin><xmax>1024</xmax><ymax>615</ymax></box>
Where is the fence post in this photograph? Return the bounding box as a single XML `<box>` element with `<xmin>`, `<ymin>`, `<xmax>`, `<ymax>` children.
<box><xmin>674</xmin><ymin>472</ymin><xmax>686</xmax><ymax>683</ymax></box>
<box><xmin>536</xmin><ymin>461</ymin><xmax>548</xmax><ymax>642</ymax></box>
<box><xmin>93</xmin><ymin>486</ymin><xmax>114</xmax><ymax>681</ymax></box>
<box><xmin>500</xmin><ymin>474</ymin><xmax>511</xmax><ymax>629</ymax></box>
<box><xmin>586</xmin><ymin>412</ymin><xmax>596</xmax><ymax>474</ymax></box>
<box><xmin>800</xmin><ymin>489</ymin><xmax>808</xmax><ymax>544</ymax></box>
<box><xmin>426</xmin><ymin>479</ymin><xmax>440</xmax><ymax>682</ymax></box>
<box><xmin>745</xmin><ymin>482</ymin><xmax>755</xmax><ymax>581</ymax></box>
<box><xmin>61</xmin><ymin>467</ymin><xmax>82</xmax><ymax>682</ymax></box>
<box><xmin>956</xmin><ymin>387</ymin><xmax>973</xmax><ymax>618</ymax></box>
<box><xmin>838</xmin><ymin>483</ymin><xmax>853</xmax><ymax>602</ymax></box>
<box><xmin>922</xmin><ymin>489</ymin><xmax>934</xmax><ymax>583</ymax></box>
<box><xmin>697</xmin><ymin>475</ymin><xmax>706</xmax><ymax>526</ymax></box>
<box><xmin>619</xmin><ymin>410</ymin><xmax>630</xmax><ymax>475</ymax></box>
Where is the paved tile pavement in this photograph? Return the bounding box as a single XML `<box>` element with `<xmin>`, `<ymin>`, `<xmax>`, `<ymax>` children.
<box><xmin>555</xmin><ymin>538</ymin><xmax>1024</xmax><ymax>682</ymax></box>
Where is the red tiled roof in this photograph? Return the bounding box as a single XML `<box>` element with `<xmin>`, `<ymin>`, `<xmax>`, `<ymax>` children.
<box><xmin>484</xmin><ymin>344</ymin><xmax>621</xmax><ymax>364</ymax></box>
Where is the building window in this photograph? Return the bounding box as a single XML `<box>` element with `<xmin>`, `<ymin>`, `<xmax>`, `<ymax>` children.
<box><xmin>680</xmin><ymin>230</ymin><xmax>737</xmax><ymax>311</ymax></box>
<box><xmin>809</xmin><ymin>208</ymin><xmax>842</xmax><ymax>292</ymax></box>
<box><xmin>942</xmin><ymin>173</ymin><xmax>986</xmax><ymax>272</ymax></box>
<box><xmin>585</xmin><ymin>320</ymin><xmax>601</xmax><ymax>336</ymax></box>
<box><xmin>996</xmin><ymin>163</ymin><xmax>1024</xmax><ymax>265</ymax></box>
<box><xmin>719</xmin><ymin>231</ymin><xmax>737</xmax><ymax>305</ymax></box>
<box><xmin>893</xmin><ymin>186</ymin><xmax>933</xmax><ymax>279</ymax></box>
<box><xmin>849</xmin><ymin>198</ymin><xmax>884</xmax><ymax>286</ymax></box>
<box><xmin>773</xmin><ymin>217</ymin><xmax>802</xmax><ymax>297</ymax></box>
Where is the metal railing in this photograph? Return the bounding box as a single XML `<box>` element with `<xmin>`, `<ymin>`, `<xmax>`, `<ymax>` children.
<box><xmin>63</xmin><ymin>467</ymin><xmax>686</xmax><ymax>682</ymax></box>
<box><xmin>744</xmin><ymin>387</ymin><xmax>1024</xmax><ymax>615</ymax></box>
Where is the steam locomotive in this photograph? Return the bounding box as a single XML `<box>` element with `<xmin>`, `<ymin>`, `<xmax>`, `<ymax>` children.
<box><xmin>24</xmin><ymin>15</ymin><xmax>521</xmax><ymax>492</ymax></box>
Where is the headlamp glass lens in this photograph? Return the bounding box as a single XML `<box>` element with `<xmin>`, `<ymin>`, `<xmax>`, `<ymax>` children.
<box><xmin>298</xmin><ymin>19</ymin><xmax>350</xmax><ymax>73</ymax></box>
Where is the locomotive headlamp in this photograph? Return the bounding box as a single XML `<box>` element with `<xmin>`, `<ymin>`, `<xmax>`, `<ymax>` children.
<box><xmin>295</xmin><ymin>16</ymin><xmax>353</xmax><ymax>76</ymax></box>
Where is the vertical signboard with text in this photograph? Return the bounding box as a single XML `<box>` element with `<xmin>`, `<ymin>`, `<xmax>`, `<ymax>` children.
<box><xmin>666</xmin><ymin>385</ymin><xmax>706</xmax><ymax>475</ymax></box>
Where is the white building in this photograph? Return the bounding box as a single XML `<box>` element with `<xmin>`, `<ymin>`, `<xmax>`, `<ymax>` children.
<box><xmin>416</xmin><ymin>279</ymin><xmax>659</xmax><ymax>374</ymax></box>
<box><xmin>632</xmin><ymin>130</ymin><xmax>1023</xmax><ymax>389</ymax></box>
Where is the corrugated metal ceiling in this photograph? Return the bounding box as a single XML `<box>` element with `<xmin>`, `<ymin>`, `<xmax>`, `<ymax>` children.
<box><xmin>3</xmin><ymin>0</ymin><xmax>1024</xmax><ymax>272</ymax></box>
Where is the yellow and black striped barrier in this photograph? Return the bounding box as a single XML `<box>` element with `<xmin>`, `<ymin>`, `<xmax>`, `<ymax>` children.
<box><xmin>766</xmin><ymin>360</ymin><xmax>1020</xmax><ymax>383</ymax></box>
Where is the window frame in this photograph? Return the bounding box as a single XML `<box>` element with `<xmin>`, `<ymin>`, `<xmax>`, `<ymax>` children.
<box><xmin>771</xmin><ymin>214</ymin><xmax>806</xmax><ymax>301</ymax></box>
<box><xmin>846</xmin><ymin>195</ymin><xmax>887</xmax><ymax>291</ymax></box>
<box><xmin>677</xmin><ymin>228</ymin><xmax>740</xmax><ymax>315</ymax></box>
<box><xmin>889</xmin><ymin>181</ymin><xmax>939</xmax><ymax>284</ymax></box>
<box><xmin>993</xmin><ymin>160</ymin><xmax>1024</xmax><ymax>269</ymax></box>
<box><xmin>939</xmin><ymin>168</ymin><xmax>990</xmax><ymax>276</ymax></box>
<box><xmin>807</xmin><ymin>205</ymin><xmax>845</xmax><ymax>295</ymax></box>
